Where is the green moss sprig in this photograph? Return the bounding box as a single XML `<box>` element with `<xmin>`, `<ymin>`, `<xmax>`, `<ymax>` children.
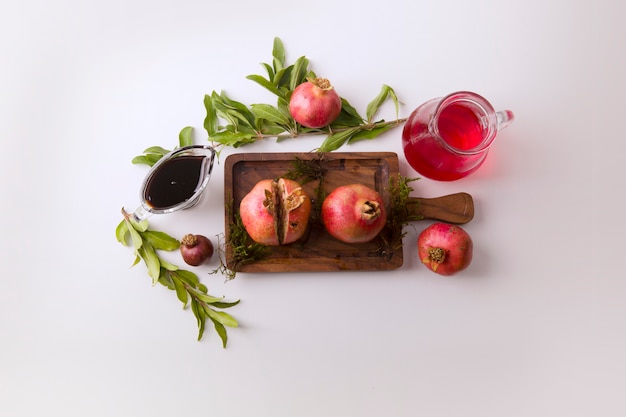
<box><xmin>283</xmin><ymin>154</ymin><xmax>329</xmax><ymax>224</ymax></box>
<box><xmin>385</xmin><ymin>174</ymin><xmax>422</xmax><ymax>250</ymax></box>
<box><xmin>212</xmin><ymin>202</ymin><xmax>270</xmax><ymax>280</ymax></box>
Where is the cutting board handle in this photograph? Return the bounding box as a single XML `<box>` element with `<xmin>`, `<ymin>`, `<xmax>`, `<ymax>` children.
<box><xmin>406</xmin><ymin>192</ymin><xmax>474</xmax><ymax>224</ymax></box>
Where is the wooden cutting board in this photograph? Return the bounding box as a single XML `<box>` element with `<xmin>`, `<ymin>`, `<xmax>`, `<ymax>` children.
<box><xmin>223</xmin><ymin>152</ymin><xmax>473</xmax><ymax>273</ymax></box>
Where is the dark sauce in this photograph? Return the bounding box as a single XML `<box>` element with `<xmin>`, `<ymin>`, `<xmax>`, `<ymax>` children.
<box><xmin>143</xmin><ymin>156</ymin><xmax>205</xmax><ymax>209</ymax></box>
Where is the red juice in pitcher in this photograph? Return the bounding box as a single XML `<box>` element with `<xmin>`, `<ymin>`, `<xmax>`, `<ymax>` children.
<box><xmin>402</xmin><ymin>92</ymin><xmax>512</xmax><ymax>181</ymax></box>
<box><xmin>437</xmin><ymin>103</ymin><xmax>484</xmax><ymax>150</ymax></box>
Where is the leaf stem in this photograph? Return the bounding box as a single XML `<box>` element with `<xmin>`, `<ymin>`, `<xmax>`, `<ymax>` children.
<box><xmin>116</xmin><ymin>213</ymin><xmax>239</xmax><ymax>347</ymax></box>
<box><xmin>206</xmin><ymin>117</ymin><xmax>409</xmax><ymax>151</ymax></box>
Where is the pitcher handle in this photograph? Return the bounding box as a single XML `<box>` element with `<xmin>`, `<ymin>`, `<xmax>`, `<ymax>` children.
<box><xmin>496</xmin><ymin>110</ymin><xmax>515</xmax><ymax>130</ymax></box>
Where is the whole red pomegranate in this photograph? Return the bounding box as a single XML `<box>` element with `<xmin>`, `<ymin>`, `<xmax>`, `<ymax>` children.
<box><xmin>180</xmin><ymin>234</ymin><xmax>214</xmax><ymax>266</ymax></box>
<box><xmin>418</xmin><ymin>222</ymin><xmax>473</xmax><ymax>275</ymax></box>
<box><xmin>321</xmin><ymin>184</ymin><xmax>387</xmax><ymax>243</ymax></box>
<box><xmin>289</xmin><ymin>77</ymin><xmax>342</xmax><ymax>128</ymax></box>
<box><xmin>239</xmin><ymin>178</ymin><xmax>312</xmax><ymax>246</ymax></box>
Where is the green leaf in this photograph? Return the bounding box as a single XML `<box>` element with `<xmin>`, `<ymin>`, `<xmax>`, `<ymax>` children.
<box><xmin>219</xmin><ymin>92</ymin><xmax>256</xmax><ymax>127</ymax></box>
<box><xmin>188</xmin><ymin>287</ymin><xmax>227</xmax><ymax>304</ymax></box>
<box><xmin>172</xmin><ymin>275</ymin><xmax>189</xmax><ymax>308</ymax></box>
<box><xmin>250</xmin><ymin>103</ymin><xmax>291</xmax><ymax>125</ymax></box>
<box><xmin>273</xmin><ymin>65</ymin><xmax>293</xmax><ymax>91</ymax></box>
<box><xmin>210</xmin><ymin>318</ymin><xmax>228</xmax><ymax>348</ymax></box>
<box><xmin>211</xmin><ymin>99</ymin><xmax>237</xmax><ymax>127</ymax></box>
<box><xmin>158</xmin><ymin>268</ymin><xmax>175</xmax><ymax>290</ymax></box>
<box><xmin>116</xmin><ymin>220</ymin><xmax>129</xmax><ymax>246</ymax></box>
<box><xmin>261</xmin><ymin>62</ymin><xmax>274</xmax><ymax>82</ymax></box>
<box><xmin>142</xmin><ymin>146</ymin><xmax>171</xmax><ymax>155</ymax></box>
<box><xmin>131</xmin><ymin>152</ymin><xmax>163</xmax><ymax>166</ymax></box>
<box><xmin>210</xmin><ymin>131</ymin><xmax>257</xmax><ymax>148</ymax></box>
<box><xmin>131</xmin><ymin>146</ymin><xmax>170</xmax><ymax>166</ymax></box>
<box><xmin>365</xmin><ymin>84</ymin><xmax>400</xmax><ymax>123</ymax></box>
<box><xmin>174</xmin><ymin>269</ymin><xmax>200</xmax><ymax>287</ymax></box>
<box><xmin>246</xmin><ymin>74</ymin><xmax>280</xmax><ymax>96</ymax></box>
<box><xmin>137</xmin><ymin>243</ymin><xmax>161</xmax><ymax>285</ymax></box>
<box><xmin>366</xmin><ymin>85</ymin><xmax>390</xmax><ymax>122</ymax></box>
<box><xmin>203</xmin><ymin>306</ymin><xmax>239</xmax><ymax>328</ymax></box>
<box><xmin>211</xmin><ymin>97</ymin><xmax>255</xmax><ymax>130</ymax></box>
<box><xmin>387</xmin><ymin>85</ymin><xmax>401</xmax><ymax>117</ymax></box>
<box><xmin>289</xmin><ymin>56</ymin><xmax>310</xmax><ymax>91</ymax></box>
<box><xmin>179</xmin><ymin>126</ymin><xmax>194</xmax><ymax>147</ymax></box>
<box><xmin>330</xmin><ymin>99</ymin><xmax>364</xmax><ymax>128</ymax></box>
<box><xmin>124</xmin><ymin>219</ymin><xmax>143</xmax><ymax>250</ymax></box>
<box><xmin>348</xmin><ymin>124</ymin><xmax>395</xmax><ymax>143</ymax></box>
<box><xmin>277</xmin><ymin>97</ymin><xmax>292</xmax><ymax>118</ymax></box>
<box><xmin>272</xmin><ymin>37</ymin><xmax>285</xmax><ymax>72</ymax></box>
<box><xmin>203</xmin><ymin>93</ymin><xmax>219</xmax><ymax>136</ymax></box>
<box><xmin>158</xmin><ymin>257</ymin><xmax>179</xmax><ymax>271</ymax></box>
<box><xmin>131</xmin><ymin>155</ymin><xmax>151</xmax><ymax>166</ymax></box>
<box><xmin>131</xmin><ymin>255</ymin><xmax>141</xmax><ymax>267</ymax></box>
<box><xmin>317</xmin><ymin>127</ymin><xmax>361</xmax><ymax>152</ymax></box>
<box><xmin>190</xmin><ymin>299</ymin><xmax>206</xmax><ymax>341</ymax></box>
<box><xmin>260</xmin><ymin>124</ymin><xmax>288</xmax><ymax>136</ymax></box>
<box><xmin>210</xmin><ymin>300</ymin><xmax>241</xmax><ymax>309</ymax></box>
<box><xmin>129</xmin><ymin>217</ymin><xmax>148</xmax><ymax>232</ymax></box>
<box><xmin>140</xmin><ymin>230</ymin><xmax>180</xmax><ymax>251</ymax></box>
<box><xmin>131</xmin><ymin>154</ymin><xmax>162</xmax><ymax>167</ymax></box>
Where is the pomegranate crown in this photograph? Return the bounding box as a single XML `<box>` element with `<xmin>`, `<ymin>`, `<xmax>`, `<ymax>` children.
<box><xmin>308</xmin><ymin>77</ymin><xmax>334</xmax><ymax>91</ymax></box>
<box><xmin>360</xmin><ymin>200</ymin><xmax>382</xmax><ymax>221</ymax></box>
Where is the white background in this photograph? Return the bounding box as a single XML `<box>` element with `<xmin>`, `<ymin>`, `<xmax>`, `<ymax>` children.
<box><xmin>2</xmin><ymin>0</ymin><xmax>624</xmax><ymax>416</ymax></box>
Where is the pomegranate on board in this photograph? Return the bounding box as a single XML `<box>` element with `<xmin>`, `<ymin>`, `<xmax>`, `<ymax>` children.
<box><xmin>239</xmin><ymin>178</ymin><xmax>312</xmax><ymax>246</ymax></box>
<box><xmin>321</xmin><ymin>183</ymin><xmax>387</xmax><ymax>244</ymax></box>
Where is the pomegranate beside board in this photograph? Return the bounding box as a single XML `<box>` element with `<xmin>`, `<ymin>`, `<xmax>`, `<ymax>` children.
<box><xmin>418</xmin><ymin>222</ymin><xmax>473</xmax><ymax>275</ymax></box>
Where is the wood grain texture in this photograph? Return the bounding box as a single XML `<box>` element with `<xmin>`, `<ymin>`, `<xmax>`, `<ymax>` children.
<box><xmin>408</xmin><ymin>193</ymin><xmax>474</xmax><ymax>225</ymax></box>
<box><xmin>223</xmin><ymin>152</ymin><xmax>474</xmax><ymax>273</ymax></box>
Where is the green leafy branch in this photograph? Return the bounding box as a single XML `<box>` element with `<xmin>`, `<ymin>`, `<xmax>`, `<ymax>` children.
<box><xmin>115</xmin><ymin>209</ymin><xmax>239</xmax><ymax>348</ymax></box>
<box><xmin>203</xmin><ymin>37</ymin><xmax>406</xmax><ymax>152</ymax></box>
<box><xmin>130</xmin><ymin>37</ymin><xmax>407</xmax><ymax>169</ymax></box>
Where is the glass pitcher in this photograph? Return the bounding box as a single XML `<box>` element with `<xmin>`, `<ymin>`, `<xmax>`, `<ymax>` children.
<box><xmin>402</xmin><ymin>91</ymin><xmax>514</xmax><ymax>181</ymax></box>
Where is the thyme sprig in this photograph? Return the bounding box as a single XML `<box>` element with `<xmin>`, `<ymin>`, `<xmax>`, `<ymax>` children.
<box><xmin>116</xmin><ymin>209</ymin><xmax>239</xmax><ymax>348</ymax></box>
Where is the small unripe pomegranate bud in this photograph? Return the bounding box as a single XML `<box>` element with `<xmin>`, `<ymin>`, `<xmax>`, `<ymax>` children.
<box><xmin>180</xmin><ymin>234</ymin><xmax>214</xmax><ymax>266</ymax></box>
